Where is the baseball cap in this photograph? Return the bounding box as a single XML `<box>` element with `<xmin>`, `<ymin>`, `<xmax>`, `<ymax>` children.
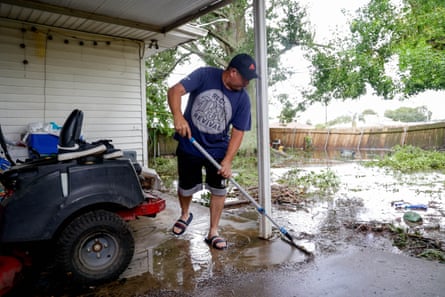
<box><xmin>228</xmin><ymin>53</ymin><xmax>258</xmax><ymax>80</ymax></box>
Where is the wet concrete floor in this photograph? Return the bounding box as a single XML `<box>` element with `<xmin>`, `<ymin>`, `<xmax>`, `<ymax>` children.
<box><xmin>68</xmin><ymin>187</ymin><xmax>444</xmax><ymax>297</ymax></box>
<box><xmin>10</xmin><ymin>162</ymin><xmax>445</xmax><ymax>296</ymax></box>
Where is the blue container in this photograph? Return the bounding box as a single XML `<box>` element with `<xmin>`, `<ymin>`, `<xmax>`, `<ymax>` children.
<box><xmin>27</xmin><ymin>134</ymin><xmax>59</xmax><ymax>155</ymax></box>
<box><xmin>0</xmin><ymin>157</ymin><xmax>11</xmax><ymax>170</ymax></box>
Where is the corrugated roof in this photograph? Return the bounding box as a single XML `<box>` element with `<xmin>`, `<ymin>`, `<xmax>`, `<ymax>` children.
<box><xmin>0</xmin><ymin>0</ymin><xmax>232</xmax><ymax>55</ymax></box>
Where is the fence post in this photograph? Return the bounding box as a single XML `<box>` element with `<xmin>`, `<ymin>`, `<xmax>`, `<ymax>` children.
<box><xmin>401</xmin><ymin>126</ymin><xmax>408</xmax><ymax>145</ymax></box>
<box><xmin>357</xmin><ymin>128</ymin><xmax>364</xmax><ymax>151</ymax></box>
<box><xmin>324</xmin><ymin>129</ymin><xmax>330</xmax><ymax>150</ymax></box>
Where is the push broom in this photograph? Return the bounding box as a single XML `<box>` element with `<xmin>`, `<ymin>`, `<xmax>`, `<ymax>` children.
<box><xmin>190</xmin><ymin>137</ymin><xmax>313</xmax><ymax>256</ymax></box>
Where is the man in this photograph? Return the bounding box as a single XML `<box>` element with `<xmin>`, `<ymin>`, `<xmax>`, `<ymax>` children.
<box><xmin>167</xmin><ymin>53</ymin><xmax>258</xmax><ymax>250</ymax></box>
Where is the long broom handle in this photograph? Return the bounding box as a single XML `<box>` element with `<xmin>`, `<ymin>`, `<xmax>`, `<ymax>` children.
<box><xmin>189</xmin><ymin>137</ymin><xmax>291</xmax><ymax>237</ymax></box>
<box><xmin>190</xmin><ymin>137</ymin><xmax>314</xmax><ymax>256</ymax></box>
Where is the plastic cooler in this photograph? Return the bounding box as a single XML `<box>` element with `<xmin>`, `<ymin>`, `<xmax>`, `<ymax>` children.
<box><xmin>27</xmin><ymin>134</ymin><xmax>59</xmax><ymax>157</ymax></box>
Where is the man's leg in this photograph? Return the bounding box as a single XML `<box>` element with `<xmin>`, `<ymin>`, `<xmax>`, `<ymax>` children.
<box><xmin>172</xmin><ymin>192</ymin><xmax>193</xmax><ymax>234</ymax></box>
<box><xmin>204</xmin><ymin>157</ymin><xmax>228</xmax><ymax>249</ymax></box>
<box><xmin>173</xmin><ymin>150</ymin><xmax>202</xmax><ymax>235</ymax></box>
<box><xmin>208</xmin><ymin>194</ymin><xmax>227</xmax><ymax>249</ymax></box>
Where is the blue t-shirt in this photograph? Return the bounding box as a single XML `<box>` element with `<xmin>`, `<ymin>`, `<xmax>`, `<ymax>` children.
<box><xmin>175</xmin><ymin>67</ymin><xmax>251</xmax><ymax>158</ymax></box>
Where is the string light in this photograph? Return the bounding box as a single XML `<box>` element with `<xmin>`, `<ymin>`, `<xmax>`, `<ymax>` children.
<box><xmin>15</xmin><ymin>25</ymin><xmax>132</xmax><ymax>66</ymax></box>
<box><xmin>148</xmin><ymin>39</ymin><xmax>159</xmax><ymax>49</ymax></box>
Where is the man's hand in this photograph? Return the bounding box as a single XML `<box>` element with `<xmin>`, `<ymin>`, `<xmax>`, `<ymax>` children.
<box><xmin>173</xmin><ymin>114</ymin><xmax>191</xmax><ymax>139</ymax></box>
<box><xmin>217</xmin><ymin>128</ymin><xmax>244</xmax><ymax>179</ymax></box>
<box><xmin>218</xmin><ymin>159</ymin><xmax>232</xmax><ymax>179</ymax></box>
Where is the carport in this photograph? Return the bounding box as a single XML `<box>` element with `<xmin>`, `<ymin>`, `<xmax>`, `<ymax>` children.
<box><xmin>0</xmin><ymin>0</ymin><xmax>272</xmax><ymax>237</ymax></box>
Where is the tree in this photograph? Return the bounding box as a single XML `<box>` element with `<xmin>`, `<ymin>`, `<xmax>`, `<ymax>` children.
<box><xmin>277</xmin><ymin>94</ymin><xmax>298</xmax><ymax>123</ymax></box>
<box><xmin>384</xmin><ymin>106</ymin><xmax>431</xmax><ymax>122</ymax></box>
<box><xmin>303</xmin><ymin>0</ymin><xmax>445</xmax><ymax>108</ymax></box>
<box><xmin>362</xmin><ymin>109</ymin><xmax>378</xmax><ymax>116</ymax></box>
<box><xmin>145</xmin><ymin>49</ymin><xmax>180</xmax><ymax>137</ymax></box>
<box><xmin>397</xmin><ymin>0</ymin><xmax>445</xmax><ymax>95</ymax></box>
<box><xmin>145</xmin><ymin>0</ymin><xmax>313</xmax><ymax>150</ymax></box>
<box><xmin>145</xmin><ymin>49</ymin><xmax>184</xmax><ymax>160</ymax></box>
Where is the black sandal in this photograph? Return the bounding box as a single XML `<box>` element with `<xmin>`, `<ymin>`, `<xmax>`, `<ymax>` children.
<box><xmin>172</xmin><ymin>213</ymin><xmax>193</xmax><ymax>235</ymax></box>
<box><xmin>205</xmin><ymin>235</ymin><xmax>227</xmax><ymax>250</ymax></box>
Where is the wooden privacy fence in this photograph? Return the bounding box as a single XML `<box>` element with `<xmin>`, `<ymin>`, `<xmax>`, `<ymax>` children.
<box><xmin>269</xmin><ymin>122</ymin><xmax>445</xmax><ymax>151</ymax></box>
<box><xmin>152</xmin><ymin>122</ymin><xmax>445</xmax><ymax>156</ymax></box>
<box><xmin>147</xmin><ymin>132</ymin><xmax>177</xmax><ymax>159</ymax></box>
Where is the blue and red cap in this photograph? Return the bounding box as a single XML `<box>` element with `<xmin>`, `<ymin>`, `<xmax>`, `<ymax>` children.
<box><xmin>228</xmin><ymin>53</ymin><xmax>259</xmax><ymax>80</ymax></box>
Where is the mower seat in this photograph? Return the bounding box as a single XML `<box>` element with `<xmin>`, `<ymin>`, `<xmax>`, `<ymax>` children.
<box><xmin>58</xmin><ymin>109</ymin><xmax>83</xmax><ymax>149</ymax></box>
<box><xmin>57</xmin><ymin>109</ymin><xmax>106</xmax><ymax>161</ymax></box>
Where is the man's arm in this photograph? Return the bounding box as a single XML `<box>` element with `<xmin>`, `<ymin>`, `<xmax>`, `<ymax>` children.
<box><xmin>167</xmin><ymin>83</ymin><xmax>191</xmax><ymax>139</ymax></box>
<box><xmin>219</xmin><ymin>127</ymin><xmax>245</xmax><ymax>178</ymax></box>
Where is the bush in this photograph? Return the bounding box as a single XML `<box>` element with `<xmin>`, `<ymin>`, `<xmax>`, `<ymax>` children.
<box><xmin>364</xmin><ymin>145</ymin><xmax>445</xmax><ymax>173</ymax></box>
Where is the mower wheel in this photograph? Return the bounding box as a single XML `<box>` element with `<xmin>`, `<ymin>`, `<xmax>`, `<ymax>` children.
<box><xmin>55</xmin><ymin>210</ymin><xmax>134</xmax><ymax>285</ymax></box>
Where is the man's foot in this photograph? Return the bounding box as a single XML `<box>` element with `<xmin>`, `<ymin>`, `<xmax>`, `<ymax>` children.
<box><xmin>205</xmin><ymin>235</ymin><xmax>227</xmax><ymax>250</ymax></box>
<box><xmin>172</xmin><ymin>213</ymin><xmax>193</xmax><ymax>235</ymax></box>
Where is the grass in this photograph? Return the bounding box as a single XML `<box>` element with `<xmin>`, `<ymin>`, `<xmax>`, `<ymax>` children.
<box><xmin>363</xmin><ymin>145</ymin><xmax>445</xmax><ymax>173</ymax></box>
<box><xmin>152</xmin><ymin>149</ymin><xmax>340</xmax><ymax>197</ymax></box>
<box><xmin>276</xmin><ymin>167</ymin><xmax>340</xmax><ymax>196</ymax></box>
<box><xmin>153</xmin><ymin>145</ymin><xmax>445</xmax><ymax>193</ymax></box>
<box><xmin>150</xmin><ymin>156</ymin><xmax>177</xmax><ymax>192</ymax></box>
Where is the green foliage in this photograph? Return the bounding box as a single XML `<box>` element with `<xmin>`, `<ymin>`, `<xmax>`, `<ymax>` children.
<box><xmin>190</xmin><ymin>1</ymin><xmax>251</xmax><ymax>66</ymax></box>
<box><xmin>153</xmin><ymin>150</ymin><xmax>340</xmax><ymax>196</ymax></box>
<box><xmin>187</xmin><ymin>0</ymin><xmax>313</xmax><ymax>85</ymax></box>
<box><xmin>362</xmin><ymin>109</ymin><xmax>377</xmax><ymax>116</ymax></box>
<box><xmin>151</xmin><ymin>156</ymin><xmax>177</xmax><ymax>191</ymax></box>
<box><xmin>384</xmin><ymin>106</ymin><xmax>430</xmax><ymax>122</ymax></box>
<box><xmin>145</xmin><ymin>49</ymin><xmax>184</xmax><ymax>161</ymax></box>
<box><xmin>304</xmin><ymin>0</ymin><xmax>445</xmax><ymax>107</ymax></box>
<box><xmin>304</xmin><ymin>136</ymin><xmax>312</xmax><ymax>151</ymax></box>
<box><xmin>365</xmin><ymin>145</ymin><xmax>445</xmax><ymax>173</ymax></box>
<box><xmin>277</xmin><ymin>93</ymin><xmax>298</xmax><ymax>123</ymax></box>
<box><xmin>396</xmin><ymin>0</ymin><xmax>445</xmax><ymax>96</ymax></box>
<box><xmin>389</xmin><ymin>224</ymin><xmax>445</xmax><ymax>263</ymax></box>
<box><xmin>326</xmin><ymin>115</ymin><xmax>353</xmax><ymax>127</ymax></box>
<box><xmin>418</xmin><ymin>249</ymin><xmax>445</xmax><ymax>263</ymax></box>
<box><xmin>231</xmin><ymin>154</ymin><xmax>259</xmax><ymax>186</ymax></box>
<box><xmin>277</xmin><ymin>168</ymin><xmax>340</xmax><ymax>195</ymax></box>
<box><xmin>196</xmin><ymin>191</ymin><xmax>211</xmax><ymax>207</ymax></box>
<box><xmin>145</xmin><ymin>49</ymin><xmax>179</xmax><ymax>136</ymax></box>
<box><xmin>304</xmin><ymin>0</ymin><xmax>398</xmax><ymax>103</ymax></box>
<box><xmin>267</xmin><ymin>0</ymin><xmax>313</xmax><ymax>84</ymax></box>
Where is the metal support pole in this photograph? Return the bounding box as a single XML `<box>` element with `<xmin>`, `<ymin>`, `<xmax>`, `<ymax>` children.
<box><xmin>253</xmin><ymin>0</ymin><xmax>272</xmax><ymax>239</ymax></box>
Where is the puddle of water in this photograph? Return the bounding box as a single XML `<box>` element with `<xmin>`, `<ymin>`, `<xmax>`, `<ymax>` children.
<box><xmin>143</xmin><ymin>156</ymin><xmax>444</xmax><ymax>283</ymax></box>
<box><xmin>270</xmin><ymin>161</ymin><xmax>445</xmax><ymax>243</ymax></box>
<box><xmin>168</xmin><ymin>155</ymin><xmax>444</xmax><ymax>262</ymax></box>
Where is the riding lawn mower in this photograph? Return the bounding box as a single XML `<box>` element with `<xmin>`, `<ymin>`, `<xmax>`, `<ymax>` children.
<box><xmin>0</xmin><ymin>109</ymin><xmax>165</xmax><ymax>294</ymax></box>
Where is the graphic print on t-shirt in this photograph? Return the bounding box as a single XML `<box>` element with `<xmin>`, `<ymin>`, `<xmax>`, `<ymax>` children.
<box><xmin>191</xmin><ymin>89</ymin><xmax>232</xmax><ymax>134</ymax></box>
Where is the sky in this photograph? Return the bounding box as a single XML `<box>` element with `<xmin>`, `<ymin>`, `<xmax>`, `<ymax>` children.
<box><xmin>169</xmin><ymin>0</ymin><xmax>445</xmax><ymax>125</ymax></box>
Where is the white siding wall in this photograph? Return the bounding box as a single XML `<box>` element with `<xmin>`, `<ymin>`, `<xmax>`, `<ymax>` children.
<box><xmin>0</xmin><ymin>20</ymin><xmax>147</xmax><ymax>164</ymax></box>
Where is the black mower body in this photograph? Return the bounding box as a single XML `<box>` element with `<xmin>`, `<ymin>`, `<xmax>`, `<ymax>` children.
<box><xmin>0</xmin><ymin>110</ymin><xmax>165</xmax><ymax>286</ymax></box>
<box><xmin>0</xmin><ymin>157</ymin><xmax>145</xmax><ymax>243</ymax></box>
